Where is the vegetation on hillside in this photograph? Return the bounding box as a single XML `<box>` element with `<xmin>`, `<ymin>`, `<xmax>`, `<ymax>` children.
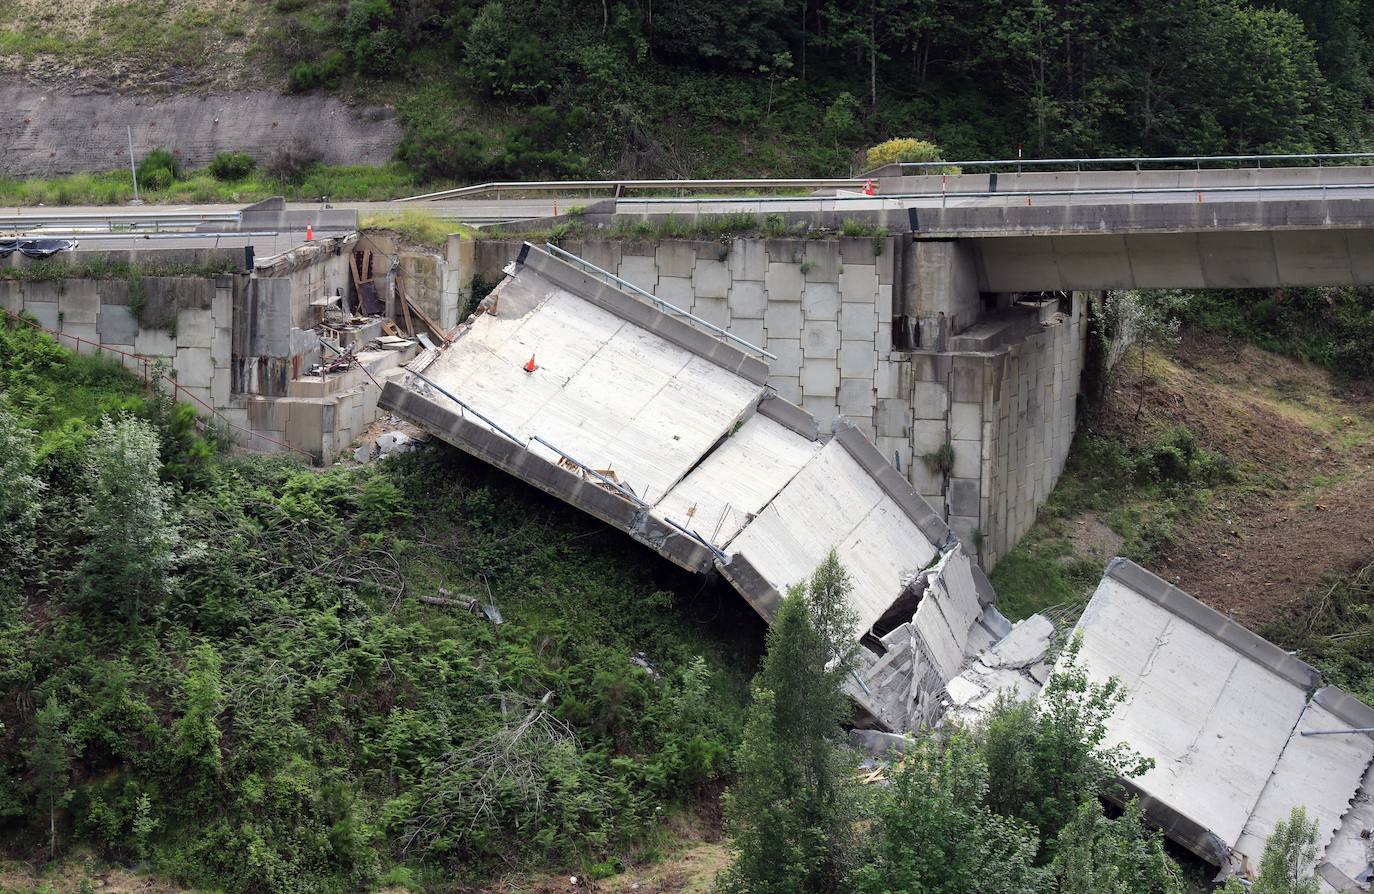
<box><xmin>1181</xmin><ymin>287</ymin><xmax>1374</xmax><ymax>381</ymax></box>
<box><xmin>0</xmin><ymin>161</ymin><xmax>428</xmax><ymax>207</ymax></box>
<box><xmin>721</xmin><ymin>556</ymin><xmax>1324</xmax><ymax>893</ymax></box>
<box><xmin>258</xmin><ymin>0</ymin><xmax>1374</xmax><ymax>183</ymax></box>
<box><xmin>0</xmin><ymin>317</ymin><xmax>756</xmax><ymax>891</ymax></box>
<box><xmin>992</xmin><ymin>291</ymin><xmax>1374</xmax><ymax>709</ymax></box>
<box><xmin>6</xmin><ymin>0</ymin><xmax>1373</xmax><ymax>192</ymax></box>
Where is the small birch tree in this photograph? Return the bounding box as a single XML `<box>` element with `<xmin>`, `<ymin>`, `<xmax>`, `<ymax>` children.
<box><xmin>75</xmin><ymin>416</ymin><xmax>185</xmax><ymax>622</ymax></box>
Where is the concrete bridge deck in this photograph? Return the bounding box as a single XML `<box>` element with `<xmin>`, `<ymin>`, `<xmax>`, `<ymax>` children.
<box><xmin>379</xmin><ymin>242</ymin><xmax>1011</xmax><ymax>729</ymax></box>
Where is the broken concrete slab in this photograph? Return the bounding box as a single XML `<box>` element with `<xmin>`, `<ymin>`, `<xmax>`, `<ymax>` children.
<box><xmin>382</xmin><ymin>243</ymin><xmax>984</xmax><ymax>729</ymax></box>
<box><xmin>941</xmin><ymin>614</ymin><xmax>1054</xmax><ymax>728</ymax></box>
<box><xmin>1060</xmin><ymin>558</ymin><xmax>1374</xmax><ymax>878</ymax></box>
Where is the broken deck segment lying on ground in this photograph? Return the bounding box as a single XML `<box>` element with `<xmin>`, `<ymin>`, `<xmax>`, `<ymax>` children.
<box><xmin>378</xmin><ymin>241</ymin><xmax>1006</xmax><ymax>730</ymax></box>
<box><xmin>948</xmin><ymin>558</ymin><xmax>1374</xmax><ymax>891</ymax></box>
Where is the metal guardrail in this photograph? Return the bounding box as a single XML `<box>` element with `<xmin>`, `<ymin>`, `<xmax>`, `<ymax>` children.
<box><xmin>410</xmin><ymin>368</ymin><xmax>651</xmax><ymax>503</ymax></box>
<box><xmin>0</xmin><ymin>210</ymin><xmax>241</xmax><ymax>231</ymax></box>
<box><xmin>410</xmin><ymin>328</ymin><xmax>736</xmax><ymax>560</ymax></box>
<box><xmin>398</xmin><ymin>177</ymin><xmax>864</xmax><ymax>203</ymax></box>
<box><xmin>543</xmin><ymin>242</ymin><xmax>777</xmax><ymax>361</ymax></box>
<box><xmin>395</xmin><ymin>153</ymin><xmax>1374</xmax><ymax>204</ymax></box>
<box><xmin>409</xmin><ymin>369</ymin><xmax>527</xmax><ymax>447</ymax></box>
<box><xmin>892</xmin><ymin>151</ymin><xmax>1374</xmax><ymax>172</ymax></box>
<box><xmin>621</xmin><ymin>180</ymin><xmax>1374</xmax><ymax>207</ymax></box>
<box><xmin>529</xmin><ymin>435</ymin><xmax>645</xmax><ymax>505</ymax></box>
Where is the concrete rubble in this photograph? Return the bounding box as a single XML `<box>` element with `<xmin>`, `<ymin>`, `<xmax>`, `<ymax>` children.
<box><xmin>941</xmin><ymin>613</ymin><xmax>1054</xmax><ymax>728</ymax></box>
<box><xmin>847</xmin><ymin>545</ymin><xmax>1012</xmax><ymax>731</ymax></box>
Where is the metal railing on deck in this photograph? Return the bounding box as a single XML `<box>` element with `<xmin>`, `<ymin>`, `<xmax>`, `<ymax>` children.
<box><xmin>406</xmin><ymin>327</ymin><xmax>736</xmax><ymax>555</ymax></box>
<box><xmin>408</xmin><ymin>369</ymin><xmax>654</xmax><ymax>507</ymax></box>
<box><xmin>397</xmin><ymin>177</ymin><xmax>864</xmax><ymax>203</ymax></box>
<box><xmin>892</xmin><ymin>151</ymin><xmax>1374</xmax><ymax>172</ymax></box>
<box><xmin>394</xmin><ymin>152</ymin><xmax>1374</xmax><ymax>203</ymax></box>
<box><xmin>618</xmin><ymin>180</ymin><xmax>1374</xmax><ymax>208</ymax></box>
<box><xmin>0</xmin><ymin>209</ymin><xmax>242</xmax><ymax>232</ymax></box>
<box><xmin>543</xmin><ymin>242</ymin><xmax>777</xmax><ymax>361</ymax></box>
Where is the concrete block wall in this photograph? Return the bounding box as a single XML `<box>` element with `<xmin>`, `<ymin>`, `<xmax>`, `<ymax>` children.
<box><xmin>2</xmin><ymin>241</ymin><xmax>391</xmax><ymax>464</ymax></box>
<box><xmin>905</xmin><ymin>299</ymin><xmax>1086</xmax><ymax>568</ymax></box>
<box><xmin>0</xmin><ymin>274</ymin><xmax>238</xmax><ymax>419</ymax></box>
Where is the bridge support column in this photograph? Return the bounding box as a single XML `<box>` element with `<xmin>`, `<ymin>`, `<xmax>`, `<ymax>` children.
<box><xmin>899</xmin><ymin>239</ymin><xmax>981</xmax><ymax>350</ymax></box>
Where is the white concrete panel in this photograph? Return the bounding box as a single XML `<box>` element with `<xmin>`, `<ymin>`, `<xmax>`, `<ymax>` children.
<box><xmin>730</xmin><ymin>440</ymin><xmax>939</xmax><ymax>635</ymax></box>
<box><xmin>1071</xmin><ymin>576</ymin><xmax>1312</xmax><ymax>849</ymax></box>
<box><xmin>422</xmin><ymin>275</ymin><xmax>761</xmax><ymax>504</ymax></box>
<box><xmin>655</xmin><ymin>414</ymin><xmax>822</xmax><ymax>548</ymax></box>
<box><xmin>1323</xmin><ymin>762</ymin><xmax>1374</xmax><ymax>889</ymax></box>
<box><xmin>1235</xmin><ymin>700</ymin><xmax>1374</xmax><ymax>867</ymax></box>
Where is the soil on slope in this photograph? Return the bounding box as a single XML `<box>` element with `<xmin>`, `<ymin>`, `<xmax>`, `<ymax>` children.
<box><xmin>1095</xmin><ymin>332</ymin><xmax>1374</xmax><ymax>626</ymax></box>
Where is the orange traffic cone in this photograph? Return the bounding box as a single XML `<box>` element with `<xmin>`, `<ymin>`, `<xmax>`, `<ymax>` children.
<box><xmin>306</xmin><ymin>223</ymin><xmax>314</xmax><ymax>241</ymax></box>
<box><xmin>863</xmin><ymin>178</ymin><xmax>875</xmax><ymax>196</ymax></box>
<box><xmin>524</xmin><ymin>354</ymin><xmax>537</xmax><ymax>373</ymax></box>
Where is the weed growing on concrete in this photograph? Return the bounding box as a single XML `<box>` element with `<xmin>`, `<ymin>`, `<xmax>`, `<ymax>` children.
<box><xmin>359</xmin><ymin>210</ymin><xmax>471</xmax><ymax>249</ymax></box>
<box><xmin>838</xmin><ymin>218</ymin><xmax>885</xmax><ymax>238</ymax></box>
<box><xmin>922</xmin><ymin>442</ymin><xmax>955</xmax><ymax>475</ymax></box>
<box><xmin>0</xmin><ymin>257</ymin><xmax>239</xmax><ymax>283</ymax></box>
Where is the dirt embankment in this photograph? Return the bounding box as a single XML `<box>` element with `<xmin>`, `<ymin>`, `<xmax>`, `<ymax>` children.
<box><xmin>1097</xmin><ymin>332</ymin><xmax>1374</xmax><ymax>626</ymax></box>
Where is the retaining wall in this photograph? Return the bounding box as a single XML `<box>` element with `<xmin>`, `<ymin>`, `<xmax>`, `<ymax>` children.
<box><xmin>906</xmin><ymin>299</ymin><xmax>1087</xmax><ymax>564</ymax></box>
<box><xmin>1</xmin><ymin>241</ymin><xmax>383</xmax><ymax>462</ymax></box>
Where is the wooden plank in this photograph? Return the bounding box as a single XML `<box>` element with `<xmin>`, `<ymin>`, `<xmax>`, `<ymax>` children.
<box><xmin>397</xmin><ymin>282</ymin><xmax>414</xmax><ymax>336</ymax></box>
<box><xmin>347</xmin><ymin>253</ymin><xmax>366</xmax><ymax>317</ymax></box>
<box><xmin>404</xmin><ymin>292</ymin><xmax>446</xmax><ymax>343</ymax></box>
<box><xmin>349</xmin><ymin>252</ymin><xmax>365</xmax><ymax>290</ymax></box>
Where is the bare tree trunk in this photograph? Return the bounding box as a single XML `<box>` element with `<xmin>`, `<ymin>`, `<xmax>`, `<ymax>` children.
<box><xmin>869</xmin><ymin>2</ymin><xmax>877</xmax><ymax>108</ymax></box>
<box><xmin>1135</xmin><ymin>341</ymin><xmax>1147</xmax><ymax>422</ymax></box>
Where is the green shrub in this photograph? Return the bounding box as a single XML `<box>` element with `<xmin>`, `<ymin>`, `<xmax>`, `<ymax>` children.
<box><xmin>139</xmin><ymin>166</ymin><xmax>173</xmax><ymax>191</ymax></box>
<box><xmin>1130</xmin><ymin>426</ymin><xmax>1234</xmax><ymax>487</ymax></box>
<box><xmin>1181</xmin><ymin>287</ymin><xmax>1374</xmax><ymax>381</ymax></box>
<box><xmin>266</xmin><ymin>138</ymin><xmax>322</xmax><ymax>184</ymax></box>
<box><xmin>137</xmin><ymin>147</ymin><xmax>179</xmax><ymax>185</ymax></box>
<box><xmin>863</xmin><ymin>138</ymin><xmax>957</xmax><ymax>173</ymax></box>
<box><xmin>288</xmin><ymin>49</ymin><xmax>347</xmax><ymax>92</ymax></box>
<box><xmin>207</xmin><ymin>151</ymin><xmax>256</xmax><ymax>181</ymax></box>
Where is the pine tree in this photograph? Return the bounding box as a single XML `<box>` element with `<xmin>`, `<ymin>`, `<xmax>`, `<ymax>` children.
<box><xmin>721</xmin><ymin>549</ymin><xmax>859</xmax><ymax>894</ymax></box>
<box><xmin>1252</xmin><ymin>807</ymin><xmax>1322</xmax><ymax>894</ymax></box>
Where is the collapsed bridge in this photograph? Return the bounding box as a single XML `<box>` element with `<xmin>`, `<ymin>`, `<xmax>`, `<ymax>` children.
<box><xmin>379</xmin><ymin>242</ymin><xmax>1010</xmax><ymax>730</ymax></box>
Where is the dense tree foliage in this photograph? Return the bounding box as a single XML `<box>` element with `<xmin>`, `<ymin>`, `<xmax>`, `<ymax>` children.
<box><xmin>0</xmin><ymin>319</ymin><xmax>754</xmax><ymax>890</ymax></box>
<box><xmin>265</xmin><ymin>0</ymin><xmax>1373</xmax><ymax>180</ymax></box>
<box><xmin>722</xmin><ymin>579</ymin><xmax>1197</xmax><ymax>894</ymax></box>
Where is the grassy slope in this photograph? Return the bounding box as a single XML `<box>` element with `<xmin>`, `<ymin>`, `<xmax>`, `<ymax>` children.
<box><xmin>992</xmin><ymin>331</ymin><xmax>1374</xmax><ymax>697</ymax></box>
